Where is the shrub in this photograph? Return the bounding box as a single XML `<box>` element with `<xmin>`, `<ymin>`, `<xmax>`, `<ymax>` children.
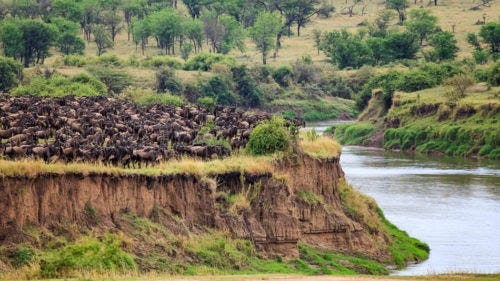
<box><xmin>155</xmin><ymin>67</ymin><xmax>184</xmax><ymax>94</ymax></box>
<box><xmin>396</xmin><ymin>70</ymin><xmax>436</xmax><ymax>93</ymax></box>
<box><xmin>232</xmin><ymin>65</ymin><xmax>261</xmax><ymax>107</ymax></box>
<box><xmin>444</xmin><ymin>74</ymin><xmax>474</xmax><ymax>102</ymax></box>
<box><xmin>62</xmin><ymin>55</ymin><xmax>87</xmax><ymax>67</ymax></box>
<box><xmin>0</xmin><ymin>56</ymin><xmax>23</xmax><ymax>92</ymax></box>
<box><xmin>197</xmin><ymin>96</ymin><xmax>215</xmax><ymax>110</ymax></box>
<box><xmin>247</xmin><ymin>117</ymin><xmax>291</xmax><ymax>155</ymax></box>
<box><xmin>92</xmin><ymin>54</ymin><xmax>124</xmax><ymax>67</ymax></box>
<box><xmin>473</xmin><ymin>50</ymin><xmax>489</xmax><ymax>64</ymax></box>
<box><xmin>292</xmin><ymin>58</ymin><xmax>320</xmax><ymax>84</ymax></box>
<box><xmin>487</xmin><ymin>61</ymin><xmax>500</xmax><ymax>86</ymax></box>
<box><xmin>142</xmin><ymin>56</ymin><xmax>183</xmax><ymax>69</ymax></box>
<box><xmin>123</xmin><ymin>88</ymin><xmax>183</xmax><ymax>107</ymax></box>
<box><xmin>12</xmin><ymin>74</ymin><xmax>106</xmax><ymax>97</ymax></box>
<box><xmin>272</xmin><ymin>66</ymin><xmax>293</xmax><ymax>87</ymax></box>
<box><xmin>40</xmin><ymin>235</ymin><xmax>136</xmax><ymax>278</ymax></box>
<box><xmin>183</xmin><ymin>53</ymin><xmax>236</xmax><ymax>71</ymax></box>
<box><xmin>200</xmin><ymin>76</ymin><xmax>236</xmax><ymax>105</ymax></box>
<box><xmin>88</xmin><ymin>66</ymin><xmax>131</xmax><ymax>94</ymax></box>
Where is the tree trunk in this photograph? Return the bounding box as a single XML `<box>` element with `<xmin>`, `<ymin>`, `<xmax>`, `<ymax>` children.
<box><xmin>263</xmin><ymin>54</ymin><xmax>266</xmax><ymax>65</ymax></box>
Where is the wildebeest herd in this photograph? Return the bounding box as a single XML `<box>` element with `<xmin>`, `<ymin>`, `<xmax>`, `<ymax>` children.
<box><xmin>0</xmin><ymin>94</ymin><xmax>287</xmax><ymax>166</ymax></box>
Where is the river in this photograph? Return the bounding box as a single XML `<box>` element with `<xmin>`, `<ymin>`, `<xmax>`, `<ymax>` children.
<box><xmin>306</xmin><ymin>121</ymin><xmax>500</xmax><ymax>275</ymax></box>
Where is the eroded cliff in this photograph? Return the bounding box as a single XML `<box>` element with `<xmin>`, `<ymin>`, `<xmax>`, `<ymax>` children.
<box><xmin>0</xmin><ymin>154</ymin><xmax>391</xmax><ymax>264</ymax></box>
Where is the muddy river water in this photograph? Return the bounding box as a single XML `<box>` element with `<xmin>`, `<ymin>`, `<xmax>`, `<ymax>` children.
<box><xmin>306</xmin><ymin>121</ymin><xmax>500</xmax><ymax>275</ymax></box>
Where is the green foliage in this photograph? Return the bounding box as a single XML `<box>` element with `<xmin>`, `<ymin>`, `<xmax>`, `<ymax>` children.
<box><xmin>297</xmin><ymin>191</ymin><xmax>324</xmax><ymax>206</ymax></box>
<box><xmin>202</xmin><ymin>12</ymin><xmax>245</xmax><ymax>54</ymax></box>
<box><xmin>148</xmin><ymin>8</ymin><xmax>183</xmax><ymax>55</ymax></box>
<box><xmin>141</xmin><ymin>56</ymin><xmax>183</xmax><ymax>69</ymax></box>
<box><xmin>12</xmin><ymin>74</ymin><xmax>106</xmax><ymax>97</ymax></box>
<box><xmin>478</xmin><ymin>22</ymin><xmax>500</xmax><ymax>54</ymax></box>
<box><xmin>250</xmin><ymin>11</ymin><xmax>282</xmax><ymax>64</ymax></box>
<box><xmin>486</xmin><ymin>61</ymin><xmax>500</xmax><ymax>86</ymax></box>
<box><xmin>93</xmin><ymin>24</ymin><xmax>113</xmax><ymax>56</ymax></box>
<box><xmin>247</xmin><ymin>117</ymin><xmax>291</xmax><ymax>155</ymax></box>
<box><xmin>92</xmin><ymin>54</ymin><xmax>124</xmax><ymax>67</ymax></box>
<box><xmin>232</xmin><ymin>65</ymin><xmax>261</xmax><ymax>107</ymax></box>
<box><xmin>51</xmin><ymin>17</ymin><xmax>85</xmax><ymax>55</ymax></box>
<box><xmin>297</xmin><ymin>244</ymin><xmax>388</xmax><ymax>275</ymax></box>
<box><xmin>200</xmin><ymin>76</ymin><xmax>235</xmax><ymax>105</ymax></box>
<box><xmin>428</xmin><ymin>31</ymin><xmax>459</xmax><ymax>61</ymax></box>
<box><xmin>181</xmin><ymin>43</ymin><xmax>193</xmax><ymax>61</ymax></box>
<box><xmin>183</xmin><ymin>53</ymin><xmax>236</xmax><ymax>71</ymax></box>
<box><xmin>321</xmin><ymin>30</ymin><xmax>373</xmax><ymax>69</ymax></box>
<box><xmin>272</xmin><ymin>66</ymin><xmax>293</xmax><ymax>87</ymax></box>
<box><xmin>63</xmin><ymin>55</ymin><xmax>87</xmax><ymax>67</ymax></box>
<box><xmin>123</xmin><ymin>88</ymin><xmax>184</xmax><ymax>107</ymax></box>
<box><xmin>0</xmin><ymin>56</ymin><xmax>23</xmax><ymax>92</ymax></box>
<box><xmin>329</xmin><ymin>122</ymin><xmax>375</xmax><ymax>145</ymax></box>
<box><xmin>377</xmin><ymin>208</ymin><xmax>430</xmax><ymax>268</ymax></box>
<box><xmin>473</xmin><ymin>49</ymin><xmax>490</xmax><ymax>65</ymax></box>
<box><xmin>386</xmin><ymin>0</ymin><xmax>409</xmax><ymax>24</ymax></box>
<box><xmin>88</xmin><ymin>66</ymin><xmax>131</xmax><ymax>94</ymax></box>
<box><xmin>12</xmin><ymin>247</ymin><xmax>35</xmax><ymax>267</ymax></box>
<box><xmin>155</xmin><ymin>67</ymin><xmax>183</xmax><ymax>94</ymax></box>
<box><xmin>0</xmin><ymin>19</ymin><xmax>57</xmax><ymax>67</ymax></box>
<box><xmin>197</xmin><ymin>96</ymin><xmax>215</xmax><ymax>110</ymax></box>
<box><xmin>40</xmin><ymin>234</ymin><xmax>136</xmax><ymax>278</ymax></box>
<box><xmin>405</xmin><ymin>9</ymin><xmax>438</xmax><ymax>45</ymax></box>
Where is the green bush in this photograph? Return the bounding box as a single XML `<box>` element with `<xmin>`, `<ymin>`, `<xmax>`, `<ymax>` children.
<box><xmin>396</xmin><ymin>70</ymin><xmax>437</xmax><ymax>93</ymax></box>
<box><xmin>200</xmin><ymin>76</ymin><xmax>236</xmax><ymax>105</ymax></box>
<box><xmin>272</xmin><ymin>66</ymin><xmax>293</xmax><ymax>87</ymax></box>
<box><xmin>12</xmin><ymin>74</ymin><xmax>106</xmax><ymax>97</ymax></box>
<box><xmin>40</xmin><ymin>235</ymin><xmax>136</xmax><ymax>278</ymax></box>
<box><xmin>487</xmin><ymin>61</ymin><xmax>500</xmax><ymax>86</ymax></box>
<box><xmin>183</xmin><ymin>53</ymin><xmax>236</xmax><ymax>71</ymax></box>
<box><xmin>332</xmin><ymin>122</ymin><xmax>375</xmax><ymax>145</ymax></box>
<box><xmin>123</xmin><ymin>88</ymin><xmax>183</xmax><ymax>107</ymax></box>
<box><xmin>197</xmin><ymin>96</ymin><xmax>215</xmax><ymax>110</ymax></box>
<box><xmin>142</xmin><ymin>56</ymin><xmax>183</xmax><ymax>69</ymax></box>
<box><xmin>63</xmin><ymin>55</ymin><xmax>87</xmax><ymax>67</ymax></box>
<box><xmin>91</xmin><ymin>54</ymin><xmax>124</xmax><ymax>67</ymax></box>
<box><xmin>88</xmin><ymin>66</ymin><xmax>131</xmax><ymax>94</ymax></box>
<box><xmin>247</xmin><ymin>117</ymin><xmax>291</xmax><ymax>155</ymax></box>
<box><xmin>156</xmin><ymin>67</ymin><xmax>184</xmax><ymax>94</ymax></box>
<box><xmin>0</xmin><ymin>56</ymin><xmax>23</xmax><ymax>92</ymax></box>
<box><xmin>232</xmin><ymin>65</ymin><xmax>261</xmax><ymax>107</ymax></box>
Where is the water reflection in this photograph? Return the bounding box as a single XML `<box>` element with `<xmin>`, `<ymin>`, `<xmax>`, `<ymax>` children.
<box><xmin>339</xmin><ymin>146</ymin><xmax>500</xmax><ymax>275</ymax></box>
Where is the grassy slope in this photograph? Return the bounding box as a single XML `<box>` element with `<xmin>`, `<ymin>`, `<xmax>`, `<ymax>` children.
<box><xmin>329</xmin><ymin>87</ymin><xmax>500</xmax><ymax>159</ymax></box>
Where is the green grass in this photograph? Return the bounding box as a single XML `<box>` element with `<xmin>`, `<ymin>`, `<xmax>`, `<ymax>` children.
<box><xmin>326</xmin><ymin>122</ymin><xmax>376</xmax><ymax>146</ymax></box>
<box><xmin>270</xmin><ymin>97</ymin><xmax>358</xmax><ymax>122</ymax></box>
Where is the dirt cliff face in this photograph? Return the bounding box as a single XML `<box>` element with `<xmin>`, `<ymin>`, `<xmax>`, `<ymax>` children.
<box><xmin>0</xmin><ymin>155</ymin><xmax>390</xmax><ymax>261</ymax></box>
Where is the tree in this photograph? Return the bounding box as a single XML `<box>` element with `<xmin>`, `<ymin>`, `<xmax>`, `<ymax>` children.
<box><xmin>406</xmin><ymin>9</ymin><xmax>438</xmax><ymax>45</ymax></box>
<box><xmin>123</xmin><ymin>0</ymin><xmax>147</xmax><ymax>41</ymax></box>
<box><xmin>232</xmin><ymin>65</ymin><xmax>261</xmax><ymax>107</ymax></box>
<box><xmin>321</xmin><ymin>30</ymin><xmax>373</xmax><ymax>69</ymax></box>
<box><xmin>375</xmin><ymin>9</ymin><xmax>396</xmax><ymax>32</ymax></box>
<box><xmin>251</xmin><ymin>12</ymin><xmax>282</xmax><ymax>64</ymax></box>
<box><xmin>272</xmin><ymin>0</ymin><xmax>334</xmax><ymax>37</ymax></box>
<box><xmin>93</xmin><ymin>24</ymin><xmax>113</xmax><ymax>56</ymax></box>
<box><xmin>444</xmin><ymin>74</ymin><xmax>474</xmax><ymax>102</ymax></box>
<box><xmin>0</xmin><ymin>56</ymin><xmax>23</xmax><ymax>92</ymax></box>
<box><xmin>184</xmin><ymin>18</ymin><xmax>204</xmax><ymax>53</ymax></box>
<box><xmin>50</xmin><ymin>0</ymin><xmax>83</xmax><ymax>21</ymax></box>
<box><xmin>384</xmin><ymin>31</ymin><xmax>419</xmax><ymax>60</ymax></box>
<box><xmin>312</xmin><ymin>29</ymin><xmax>322</xmax><ymax>55</ymax></box>
<box><xmin>202</xmin><ymin>12</ymin><xmax>245</xmax><ymax>54</ymax></box>
<box><xmin>81</xmin><ymin>0</ymin><xmax>99</xmax><ymax>42</ymax></box>
<box><xmin>100</xmin><ymin>10</ymin><xmax>123</xmax><ymax>43</ymax></box>
<box><xmin>18</xmin><ymin>20</ymin><xmax>57</xmax><ymax>67</ymax></box>
<box><xmin>51</xmin><ymin>17</ymin><xmax>86</xmax><ymax>55</ymax></box>
<box><xmin>428</xmin><ymin>31</ymin><xmax>458</xmax><ymax>61</ymax></box>
<box><xmin>0</xmin><ymin>20</ymin><xmax>24</xmax><ymax>60</ymax></box>
<box><xmin>149</xmin><ymin>8</ymin><xmax>183</xmax><ymax>54</ymax></box>
<box><xmin>182</xmin><ymin>0</ymin><xmax>202</xmax><ymax>18</ymax></box>
<box><xmin>478</xmin><ymin>22</ymin><xmax>500</xmax><ymax>53</ymax></box>
<box><xmin>132</xmin><ymin>19</ymin><xmax>151</xmax><ymax>55</ymax></box>
<box><xmin>386</xmin><ymin>0</ymin><xmax>409</xmax><ymax>25</ymax></box>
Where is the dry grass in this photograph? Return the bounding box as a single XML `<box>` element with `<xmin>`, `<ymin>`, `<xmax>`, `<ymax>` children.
<box><xmin>39</xmin><ymin>0</ymin><xmax>499</xmax><ymax>80</ymax></box>
<box><xmin>0</xmin><ymin>155</ymin><xmax>275</xmax><ymax>178</ymax></box>
<box><xmin>300</xmin><ymin>136</ymin><xmax>342</xmax><ymax>159</ymax></box>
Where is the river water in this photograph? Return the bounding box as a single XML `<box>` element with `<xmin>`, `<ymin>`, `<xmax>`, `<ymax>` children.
<box><xmin>306</xmin><ymin>122</ymin><xmax>500</xmax><ymax>275</ymax></box>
